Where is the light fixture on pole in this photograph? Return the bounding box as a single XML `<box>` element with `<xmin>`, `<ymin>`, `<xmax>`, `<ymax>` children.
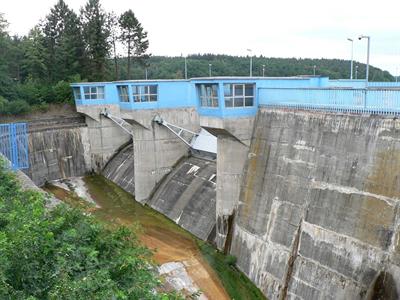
<box><xmin>358</xmin><ymin>35</ymin><xmax>370</xmax><ymax>87</ymax></box>
<box><xmin>145</xmin><ymin>68</ymin><xmax>148</xmax><ymax>80</ymax></box>
<box><xmin>347</xmin><ymin>38</ymin><xmax>354</xmax><ymax>79</ymax></box>
<box><xmin>355</xmin><ymin>65</ymin><xmax>359</xmax><ymax>79</ymax></box>
<box><xmin>247</xmin><ymin>49</ymin><xmax>252</xmax><ymax>77</ymax></box>
<box><xmin>262</xmin><ymin>64</ymin><xmax>265</xmax><ymax>77</ymax></box>
<box><xmin>313</xmin><ymin>65</ymin><xmax>316</xmax><ymax>76</ymax></box>
<box><xmin>209</xmin><ymin>63</ymin><xmax>212</xmax><ymax>77</ymax></box>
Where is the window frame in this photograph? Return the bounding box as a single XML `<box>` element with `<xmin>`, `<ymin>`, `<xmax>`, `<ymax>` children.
<box><xmin>224</xmin><ymin>83</ymin><xmax>255</xmax><ymax>108</ymax></box>
<box><xmin>117</xmin><ymin>85</ymin><xmax>130</xmax><ymax>102</ymax></box>
<box><xmin>198</xmin><ymin>84</ymin><xmax>219</xmax><ymax>108</ymax></box>
<box><xmin>72</xmin><ymin>87</ymin><xmax>82</xmax><ymax>100</ymax></box>
<box><xmin>132</xmin><ymin>85</ymin><xmax>158</xmax><ymax>103</ymax></box>
<box><xmin>83</xmin><ymin>86</ymin><xmax>105</xmax><ymax>100</ymax></box>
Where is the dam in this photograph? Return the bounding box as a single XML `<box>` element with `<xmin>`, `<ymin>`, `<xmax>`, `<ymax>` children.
<box><xmin>3</xmin><ymin>76</ymin><xmax>400</xmax><ymax>299</ymax></box>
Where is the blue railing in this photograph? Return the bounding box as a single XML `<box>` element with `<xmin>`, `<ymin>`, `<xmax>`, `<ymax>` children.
<box><xmin>0</xmin><ymin>123</ymin><xmax>29</xmax><ymax>170</ymax></box>
<box><xmin>259</xmin><ymin>88</ymin><xmax>400</xmax><ymax>115</ymax></box>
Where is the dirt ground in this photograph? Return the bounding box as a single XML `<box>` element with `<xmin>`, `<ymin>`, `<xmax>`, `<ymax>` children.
<box><xmin>141</xmin><ymin>227</ymin><xmax>230</xmax><ymax>300</ymax></box>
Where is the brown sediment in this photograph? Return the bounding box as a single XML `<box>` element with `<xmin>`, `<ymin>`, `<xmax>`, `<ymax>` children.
<box><xmin>45</xmin><ymin>176</ymin><xmax>229</xmax><ymax>300</ymax></box>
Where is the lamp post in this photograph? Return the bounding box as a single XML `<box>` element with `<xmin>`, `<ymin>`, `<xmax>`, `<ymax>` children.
<box><xmin>209</xmin><ymin>63</ymin><xmax>212</xmax><ymax>77</ymax></box>
<box><xmin>247</xmin><ymin>49</ymin><xmax>252</xmax><ymax>77</ymax></box>
<box><xmin>347</xmin><ymin>38</ymin><xmax>354</xmax><ymax>79</ymax></box>
<box><xmin>355</xmin><ymin>65</ymin><xmax>359</xmax><ymax>79</ymax></box>
<box><xmin>358</xmin><ymin>35</ymin><xmax>370</xmax><ymax>87</ymax></box>
<box><xmin>313</xmin><ymin>65</ymin><xmax>316</xmax><ymax>76</ymax></box>
<box><xmin>262</xmin><ymin>64</ymin><xmax>265</xmax><ymax>77</ymax></box>
<box><xmin>145</xmin><ymin>68</ymin><xmax>148</xmax><ymax>80</ymax></box>
<box><xmin>184</xmin><ymin>56</ymin><xmax>188</xmax><ymax>79</ymax></box>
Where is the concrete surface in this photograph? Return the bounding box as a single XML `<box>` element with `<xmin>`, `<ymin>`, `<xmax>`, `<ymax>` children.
<box><xmin>23</xmin><ymin>116</ymin><xmax>91</xmax><ymax>186</ymax></box>
<box><xmin>230</xmin><ymin>108</ymin><xmax>400</xmax><ymax>299</ymax></box>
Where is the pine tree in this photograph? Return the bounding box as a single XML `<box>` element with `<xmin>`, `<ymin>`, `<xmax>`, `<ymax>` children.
<box><xmin>119</xmin><ymin>10</ymin><xmax>149</xmax><ymax>79</ymax></box>
<box><xmin>42</xmin><ymin>0</ymin><xmax>85</xmax><ymax>82</ymax></box>
<box><xmin>80</xmin><ymin>0</ymin><xmax>110</xmax><ymax>81</ymax></box>
<box><xmin>107</xmin><ymin>12</ymin><xmax>120</xmax><ymax>80</ymax></box>
<box><xmin>0</xmin><ymin>13</ymin><xmax>15</xmax><ymax>99</ymax></box>
<box><xmin>22</xmin><ymin>27</ymin><xmax>48</xmax><ymax>80</ymax></box>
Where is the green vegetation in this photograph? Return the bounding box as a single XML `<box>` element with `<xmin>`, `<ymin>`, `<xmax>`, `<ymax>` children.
<box><xmin>197</xmin><ymin>242</ymin><xmax>266</xmax><ymax>300</ymax></box>
<box><xmin>47</xmin><ymin>174</ymin><xmax>267</xmax><ymax>300</ymax></box>
<box><xmin>0</xmin><ymin>0</ymin><xmax>149</xmax><ymax>115</ymax></box>
<box><xmin>0</xmin><ymin>0</ymin><xmax>396</xmax><ymax>116</ymax></box>
<box><xmin>0</xmin><ymin>160</ymin><xmax>182</xmax><ymax>299</ymax></box>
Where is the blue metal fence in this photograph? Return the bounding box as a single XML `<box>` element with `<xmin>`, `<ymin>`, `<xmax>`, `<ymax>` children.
<box><xmin>259</xmin><ymin>88</ymin><xmax>400</xmax><ymax>115</ymax></box>
<box><xmin>0</xmin><ymin>123</ymin><xmax>29</xmax><ymax>170</ymax></box>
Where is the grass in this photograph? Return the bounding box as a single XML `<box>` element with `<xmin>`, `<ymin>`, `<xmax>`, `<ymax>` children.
<box><xmin>197</xmin><ymin>241</ymin><xmax>267</xmax><ymax>300</ymax></box>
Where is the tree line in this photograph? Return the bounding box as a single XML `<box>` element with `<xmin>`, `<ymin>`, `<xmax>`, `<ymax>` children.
<box><xmin>126</xmin><ymin>55</ymin><xmax>394</xmax><ymax>82</ymax></box>
<box><xmin>0</xmin><ymin>0</ymin><xmax>396</xmax><ymax>116</ymax></box>
<box><xmin>0</xmin><ymin>0</ymin><xmax>148</xmax><ymax>115</ymax></box>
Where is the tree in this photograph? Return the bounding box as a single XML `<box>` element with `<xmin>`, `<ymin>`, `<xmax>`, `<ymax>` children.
<box><xmin>81</xmin><ymin>0</ymin><xmax>110</xmax><ymax>81</ymax></box>
<box><xmin>21</xmin><ymin>27</ymin><xmax>47</xmax><ymax>80</ymax></box>
<box><xmin>107</xmin><ymin>12</ymin><xmax>120</xmax><ymax>80</ymax></box>
<box><xmin>119</xmin><ymin>10</ymin><xmax>149</xmax><ymax>79</ymax></box>
<box><xmin>0</xmin><ymin>13</ymin><xmax>16</xmax><ymax>99</ymax></box>
<box><xmin>42</xmin><ymin>0</ymin><xmax>85</xmax><ymax>82</ymax></box>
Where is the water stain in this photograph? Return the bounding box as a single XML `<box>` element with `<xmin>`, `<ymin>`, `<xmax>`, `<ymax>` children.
<box><xmin>358</xmin><ymin>148</ymin><xmax>400</xmax><ymax>248</ymax></box>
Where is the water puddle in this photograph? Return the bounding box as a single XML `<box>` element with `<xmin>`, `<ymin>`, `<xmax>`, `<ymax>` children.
<box><xmin>44</xmin><ymin>175</ymin><xmax>229</xmax><ymax>300</ymax></box>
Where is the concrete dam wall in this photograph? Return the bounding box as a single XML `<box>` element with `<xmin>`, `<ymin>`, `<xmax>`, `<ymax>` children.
<box><xmin>102</xmin><ymin>143</ymin><xmax>217</xmax><ymax>242</ymax></box>
<box><xmin>19</xmin><ymin>105</ymin><xmax>400</xmax><ymax>299</ymax></box>
<box><xmin>230</xmin><ymin>108</ymin><xmax>400</xmax><ymax>299</ymax></box>
<box><xmin>24</xmin><ymin>116</ymin><xmax>91</xmax><ymax>186</ymax></box>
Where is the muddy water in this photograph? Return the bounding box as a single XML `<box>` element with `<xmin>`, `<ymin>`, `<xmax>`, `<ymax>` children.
<box><xmin>45</xmin><ymin>175</ymin><xmax>229</xmax><ymax>300</ymax></box>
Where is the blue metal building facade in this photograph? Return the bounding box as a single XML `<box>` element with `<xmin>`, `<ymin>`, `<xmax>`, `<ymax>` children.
<box><xmin>71</xmin><ymin>77</ymin><xmax>400</xmax><ymax>117</ymax></box>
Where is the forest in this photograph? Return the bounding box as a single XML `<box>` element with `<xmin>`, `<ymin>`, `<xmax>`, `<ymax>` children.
<box><xmin>0</xmin><ymin>0</ymin><xmax>395</xmax><ymax>116</ymax></box>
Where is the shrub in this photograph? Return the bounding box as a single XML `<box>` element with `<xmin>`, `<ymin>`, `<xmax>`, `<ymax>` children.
<box><xmin>3</xmin><ymin>99</ymin><xmax>31</xmax><ymax>115</ymax></box>
<box><xmin>52</xmin><ymin>80</ymin><xmax>73</xmax><ymax>103</ymax></box>
<box><xmin>224</xmin><ymin>254</ymin><xmax>237</xmax><ymax>266</ymax></box>
<box><xmin>0</xmin><ymin>159</ymin><xmax>180</xmax><ymax>299</ymax></box>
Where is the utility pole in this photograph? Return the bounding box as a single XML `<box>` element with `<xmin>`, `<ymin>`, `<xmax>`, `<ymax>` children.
<box><xmin>184</xmin><ymin>56</ymin><xmax>188</xmax><ymax>79</ymax></box>
<box><xmin>262</xmin><ymin>64</ymin><xmax>265</xmax><ymax>77</ymax></box>
<box><xmin>247</xmin><ymin>49</ymin><xmax>252</xmax><ymax>76</ymax></box>
<box><xmin>209</xmin><ymin>63</ymin><xmax>212</xmax><ymax>77</ymax></box>
<box><xmin>347</xmin><ymin>38</ymin><xmax>354</xmax><ymax>79</ymax></box>
<box><xmin>358</xmin><ymin>35</ymin><xmax>370</xmax><ymax>87</ymax></box>
<box><xmin>313</xmin><ymin>65</ymin><xmax>316</xmax><ymax>76</ymax></box>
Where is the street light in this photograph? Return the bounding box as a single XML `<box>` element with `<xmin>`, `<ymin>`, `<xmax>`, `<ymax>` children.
<box><xmin>313</xmin><ymin>65</ymin><xmax>316</xmax><ymax>76</ymax></box>
<box><xmin>184</xmin><ymin>56</ymin><xmax>188</xmax><ymax>79</ymax></box>
<box><xmin>209</xmin><ymin>63</ymin><xmax>212</xmax><ymax>77</ymax></box>
<box><xmin>247</xmin><ymin>49</ymin><xmax>252</xmax><ymax>77</ymax></box>
<box><xmin>355</xmin><ymin>65</ymin><xmax>359</xmax><ymax>79</ymax></box>
<box><xmin>262</xmin><ymin>64</ymin><xmax>265</xmax><ymax>77</ymax></box>
<box><xmin>347</xmin><ymin>38</ymin><xmax>354</xmax><ymax>79</ymax></box>
<box><xmin>358</xmin><ymin>35</ymin><xmax>370</xmax><ymax>87</ymax></box>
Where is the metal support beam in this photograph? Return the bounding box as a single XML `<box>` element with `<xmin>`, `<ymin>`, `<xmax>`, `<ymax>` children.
<box><xmin>153</xmin><ymin>115</ymin><xmax>217</xmax><ymax>154</ymax></box>
<box><xmin>100</xmin><ymin>109</ymin><xmax>134</xmax><ymax>136</ymax></box>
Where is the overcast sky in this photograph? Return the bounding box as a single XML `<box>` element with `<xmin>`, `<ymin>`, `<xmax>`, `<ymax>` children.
<box><xmin>2</xmin><ymin>0</ymin><xmax>400</xmax><ymax>75</ymax></box>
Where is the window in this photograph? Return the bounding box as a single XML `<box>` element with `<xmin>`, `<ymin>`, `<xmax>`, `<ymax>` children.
<box><xmin>83</xmin><ymin>86</ymin><xmax>105</xmax><ymax>100</ymax></box>
<box><xmin>224</xmin><ymin>84</ymin><xmax>254</xmax><ymax>107</ymax></box>
<box><xmin>117</xmin><ymin>85</ymin><xmax>129</xmax><ymax>102</ymax></box>
<box><xmin>132</xmin><ymin>85</ymin><xmax>157</xmax><ymax>102</ymax></box>
<box><xmin>198</xmin><ymin>84</ymin><xmax>219</xmax><ymax>107</ymax></box>
<box><xmin>72</xmin><ymin>87</ymin><xmax>81</xmax><ymax>100</ymax></box>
